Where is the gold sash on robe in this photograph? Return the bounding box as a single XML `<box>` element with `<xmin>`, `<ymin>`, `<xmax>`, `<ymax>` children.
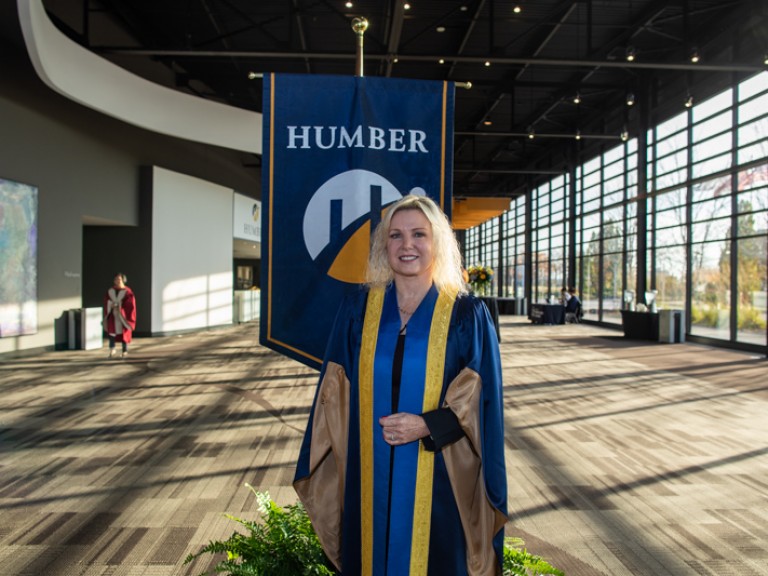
<box><xmin>294</xmin><ymin>288</ymin><xmax>507</xmax><ymax>576</ymax></box>
<box><xmin>359</xmin><ymin>286</ymin><xmax>456</xmax><ymax>576</ymax></box>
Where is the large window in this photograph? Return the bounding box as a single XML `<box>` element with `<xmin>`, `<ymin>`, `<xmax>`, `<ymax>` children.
<box><xmin>461</xmin><ymin>71</ymin><xmax>767</xmax><ymax>352</ymax></box>
<box><xmin>464</xmin><ymin>226</ymin><xmax>480</xmax><ymax>272</ymax></box>
<box><xmin>735</xmin><ymin>164</ymin><xmax>768</xmax><ymax>346</ymax></box>
<box><xmin>574</xmin><ymin>141</ymin><xmax>637</xmax><ymax>323</ymax></box>
<box><xmin>463</xmin><ymin>196</ymin><xmax>526</xmax><ymax>298</ymax></box>
<box><xmin>531</xmin><ymin>176</ymin><xmax>569</xmax><ymax>303</ymax></box>
<box><xmin>690</xmin><ymin>176</ymin><xmax>732</xmax><ymax>340</ymax></box>
<box><xmin>651</xmin><ymin>186</ymin><xmax>688</xmax><ymax>311</ymax></box>
<box><xmin>500</xmin><ymin>196</ymin><xmax>526</xmax><ymax>298</ymax></box>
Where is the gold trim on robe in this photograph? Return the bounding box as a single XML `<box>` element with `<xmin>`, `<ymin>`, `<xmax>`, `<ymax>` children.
<box><xmin>293</xmin><ymin>361</ymin><xmax>350</xmax><ymax>571</ymax></box>
<box><xmin>359</xmin><ymin>287</ymin><xmax>383</xmax><ymax>575</ymax></box>
<box><xmin>409</xmin><ymin>288</ymin><xmax>456</xmax><ymax>575</ymax></box>
<box><xmin>294</xmin><ymin>291</ymin><xmax>506</xmax><ymax>576</ymax></box>
<box><xmin>441</xmin><ymin>368</ymin><xmax>509</xmax><ymax>576</ymax></box>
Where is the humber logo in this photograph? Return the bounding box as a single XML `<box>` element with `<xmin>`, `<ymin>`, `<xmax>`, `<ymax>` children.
<box><xmin>287</xmin><ymin>125</ymin><xmax>429</xmax><ymax>153</ymax></box>
<box><xmin>302</xmin><ymin>169</ymin><xmax>426</xmax><ymax>284</ymax></box>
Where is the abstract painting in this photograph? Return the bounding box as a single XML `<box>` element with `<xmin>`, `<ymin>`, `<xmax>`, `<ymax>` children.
<box><xmin>0</xmin><ymin>178</ymin><xmax>38</xmax><ymax>337</ymax></box>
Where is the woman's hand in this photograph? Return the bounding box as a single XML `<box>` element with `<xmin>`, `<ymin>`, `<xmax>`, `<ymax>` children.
<box><xmin>379</xmin><ymin>413</ymin><xmax>430</xmax><ymax>446</ymax></box>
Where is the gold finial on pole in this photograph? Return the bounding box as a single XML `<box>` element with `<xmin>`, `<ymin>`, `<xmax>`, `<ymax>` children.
<box><xmin>351</xmin><ymin>17</ymin><xmax>369</xmax><ymax>77</ymax></box>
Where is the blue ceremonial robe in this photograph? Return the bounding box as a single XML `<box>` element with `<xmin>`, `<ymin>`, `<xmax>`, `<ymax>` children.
<box><xmin>294</xmin><ymin>284</ymin><xmax>507</xmax><ymax>576</ymax></box>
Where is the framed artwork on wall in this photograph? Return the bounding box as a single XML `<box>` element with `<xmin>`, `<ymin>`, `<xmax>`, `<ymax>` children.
<box><xmin>0</xmin><ymin>178</ymin><xmax>38</xmax><ymax>337</ymax></box>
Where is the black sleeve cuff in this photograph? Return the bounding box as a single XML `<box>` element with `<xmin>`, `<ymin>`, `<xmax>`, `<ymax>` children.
<box><xmin>421</xmin><ymin>408</ymin><xmax>464</xmax><ymax>452</ymax></box>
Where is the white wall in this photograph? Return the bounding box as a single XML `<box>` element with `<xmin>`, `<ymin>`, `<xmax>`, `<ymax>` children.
<box><xmin>0</xmin><ymin>33</ymin><xmax>259</xmax><ymax>356</ymax></box>
<box><xmin>151</xmin><ymin>167</ymin><xmax>234</xmax><ymax>333</ymax></box>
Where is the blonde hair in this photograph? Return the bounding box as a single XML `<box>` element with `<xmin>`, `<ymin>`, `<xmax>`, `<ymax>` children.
<box><xmin>366</xmin><ymin>194</ymin><xmax>467</xmax><ymax>295</ymax></box>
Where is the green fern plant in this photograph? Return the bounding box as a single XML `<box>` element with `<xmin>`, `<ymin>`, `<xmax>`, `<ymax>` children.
<box><xmin>503</xmin><ymin>536</ymin><xmax>564</xmax><ymax>575</ymax></box>
<box><xmin>185</xmin><ymin>485</ymin><xmax>564</xmax><ymax>576</ymax></box>
<box><xmin>184</xmin><ymin>484</ymin><xmax>336</xmax><ymax>576</ymax></box>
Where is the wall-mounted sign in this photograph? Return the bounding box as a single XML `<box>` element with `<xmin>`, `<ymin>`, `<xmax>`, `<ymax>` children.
<box><xmin>234</xmin><ymin>193</ymin><xmax>261</xmax><ymax>242</ymax></box>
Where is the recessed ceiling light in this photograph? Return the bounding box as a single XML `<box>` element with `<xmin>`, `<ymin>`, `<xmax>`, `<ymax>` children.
<box><xmin>436</xmin><ymin>26</ymin><xmax>446</xmax><ymax>33</ymax></box>
<box><xmin>513</xmin><ymin>4</ymin><xmax>522</xmax><ymax>13</ymax></box>
<box><xmin>460</xmin><ymin>5</ymin><xmax>468</xmax><ymax>11</ymax></box>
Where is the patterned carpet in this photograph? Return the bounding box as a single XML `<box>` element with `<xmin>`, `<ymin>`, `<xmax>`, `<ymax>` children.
<box><xmin>0</xmin><ymin>317</ymin><xmax>765</xmax><ymax>575</ymax></box>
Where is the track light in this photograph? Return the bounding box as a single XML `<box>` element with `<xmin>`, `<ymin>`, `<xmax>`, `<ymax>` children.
<box><xmin>684</xmin><ymin>94</ymin><xmax>694</xmax><ymax>108</ymax></box>
<box><xmin>690</xmin><ymin>48</ymin><xmax>700</xmax><ymax>63</ymax></box>
<box><xmin>247</xmin><ymin>71</ymin><xmax>262</xmax><ymax>80</ymax></box>
<box><xmin>625</xmin><ymin>46</ymin><xmax>636</xmax><ymax>62</ymax></box>
<box><xmin>484</xmin><ymin>60</ymin><xmax>491</xmax><ymax>67</ymax></box>
<box><xmin>513</xmin><ymin>4</ymin><xmax>522</xmax><ymax>13</ymax></box>
<box><xmin>620</xmin><ymin>126</ymin><xmax>629</xmax><ymax>141</ymax></box>
<box><xmin>527</xmin><ymin>126</ymin><xmax>535</xmax><ymax>139</ymax></box>
<box><xmin>573</xmin><ymin>92</ymin><xmax>581</xmax><ymax>104</ymax></box>
<box><xmin>764</xmin><ymin>53</ymin><xmax>768</xmax><ymax>65</ymax></box>
<box><xmin>575</xmin><ymin>129</ymin><xmax>581</xmax><ymax>140</ymax></box>
<box><xmin>626</xmin><ymin>92</ymin><xmax>635</xmax><ymax>106</ymax></box>
<box><xmin>404</xmin><ymin>2</ymin><xmax>411</xmax><ymax>9</ymax></box>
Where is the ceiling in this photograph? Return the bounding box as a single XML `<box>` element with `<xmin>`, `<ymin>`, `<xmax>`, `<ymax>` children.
<box><xmin>41</xmin><ymin>0</ymin><xmax>767</xmax><ymax>200</ymax></box>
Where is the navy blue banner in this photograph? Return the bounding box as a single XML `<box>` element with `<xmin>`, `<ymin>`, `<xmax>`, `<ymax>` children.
<box><xmin>260</xmin><ymin>74</ymin><xmax>454</xmax><ymax>369</ymax></box>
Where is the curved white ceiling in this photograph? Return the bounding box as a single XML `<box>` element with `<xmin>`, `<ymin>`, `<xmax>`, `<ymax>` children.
<box><xmin>17</xmin><ymin>0</ymin><xmax>262</xmax><ymax>155</ymax></box>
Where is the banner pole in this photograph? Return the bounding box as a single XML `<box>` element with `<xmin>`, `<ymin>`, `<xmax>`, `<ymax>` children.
<box><xmin>351</xmin><ymin>17</ymin><xmax>369</xmax><ymax>77</ymax></box>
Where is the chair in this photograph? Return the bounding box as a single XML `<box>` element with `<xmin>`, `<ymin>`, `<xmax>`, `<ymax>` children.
<box><xmin>565</xmin><ymin>300</ymin><xmax>583</xmax><ymax>324</ymax></box>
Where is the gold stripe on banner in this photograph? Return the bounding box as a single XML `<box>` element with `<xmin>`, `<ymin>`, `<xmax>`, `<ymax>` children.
<box><xmin>267</xmin><ymin>73</ymin><xmax>275</xmax><ymax>341</ymax></box>
<box><xmin>263</xmin><ymin>74</ymin><xmax>322</xmax><ymax>367</ymax></box>
<box><xmin>440</xmin><ymin>81</ymin><xmax>447</xmax><ymax>210</ymax></box>
<box><xmin>409</xmin><ymin>288</ymin><xmax>457</xmax><ymax>575</ymax></box>
<box><xmin>359</xmin><ymin>287</ymin><xmax>384</xmax><ymax>576</ymax></box>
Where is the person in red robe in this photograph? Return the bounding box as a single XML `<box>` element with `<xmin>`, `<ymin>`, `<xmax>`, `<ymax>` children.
<box><xmin>103</xmin><ymin>273</ymin><xmax>137</xmax><ymax>358</ymax></box>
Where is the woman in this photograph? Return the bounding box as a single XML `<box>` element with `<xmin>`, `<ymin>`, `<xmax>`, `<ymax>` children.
<box><xmin>103</xmin><ymin>273</ymin><xmax>136</xmax><ymax>358</ymax></box>
<box><xmin>294</xmin><ymin>195</ymin><xmax>507</xmax><ymax>575</ymax></box>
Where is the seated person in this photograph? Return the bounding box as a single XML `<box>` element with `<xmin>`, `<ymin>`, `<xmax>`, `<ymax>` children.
<box><xmin>565</xmin><ymin>287</ymin><xmax>581</xmax><ymax>312</ymax></box>
<box><xmin>559</xmin><ymin>286</ymin><xmax>571</xmax><ymax>306</ymax></box>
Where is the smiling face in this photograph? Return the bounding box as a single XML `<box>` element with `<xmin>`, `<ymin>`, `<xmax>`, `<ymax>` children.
<box><xmin>386</xmin><ymin>208</ymin><xmax>435</xmax><ymax>283</ymax></box>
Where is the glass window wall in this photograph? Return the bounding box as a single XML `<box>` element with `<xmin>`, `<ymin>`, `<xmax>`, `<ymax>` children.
<box><xmin>461</xmin><ymin>71</ymin><xmax>767</xmax><ymax>353</ymax></box>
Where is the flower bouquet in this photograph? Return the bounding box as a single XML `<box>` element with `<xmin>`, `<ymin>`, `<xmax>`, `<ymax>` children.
<box><xmin>467</xmin><ymin>264</ymin><xmax>494</xmax><ymax>296</ymax></box>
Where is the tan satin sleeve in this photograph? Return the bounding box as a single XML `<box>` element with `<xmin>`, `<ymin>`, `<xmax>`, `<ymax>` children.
<box><xmin>293</xmin><ymin>361</ymin><xmax>350</xmax><ymax>571</ymax></box>
<box><xmin>442</xmin><ymin>367</ymin><xmax>508</xmax><ymax>576</ymax></box>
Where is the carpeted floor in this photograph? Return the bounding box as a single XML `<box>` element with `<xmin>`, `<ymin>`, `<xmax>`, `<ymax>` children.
<box><xmin>0</xmin><ymin>317</ymin><xmax>765</xmax><ymax>575</ymax></box>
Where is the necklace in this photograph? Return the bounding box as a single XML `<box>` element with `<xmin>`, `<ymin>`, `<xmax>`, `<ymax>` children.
<box><xmin>397</xmin><ymin>286</ymin><xmax>429</xmax><ymax>317</ymax></box>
